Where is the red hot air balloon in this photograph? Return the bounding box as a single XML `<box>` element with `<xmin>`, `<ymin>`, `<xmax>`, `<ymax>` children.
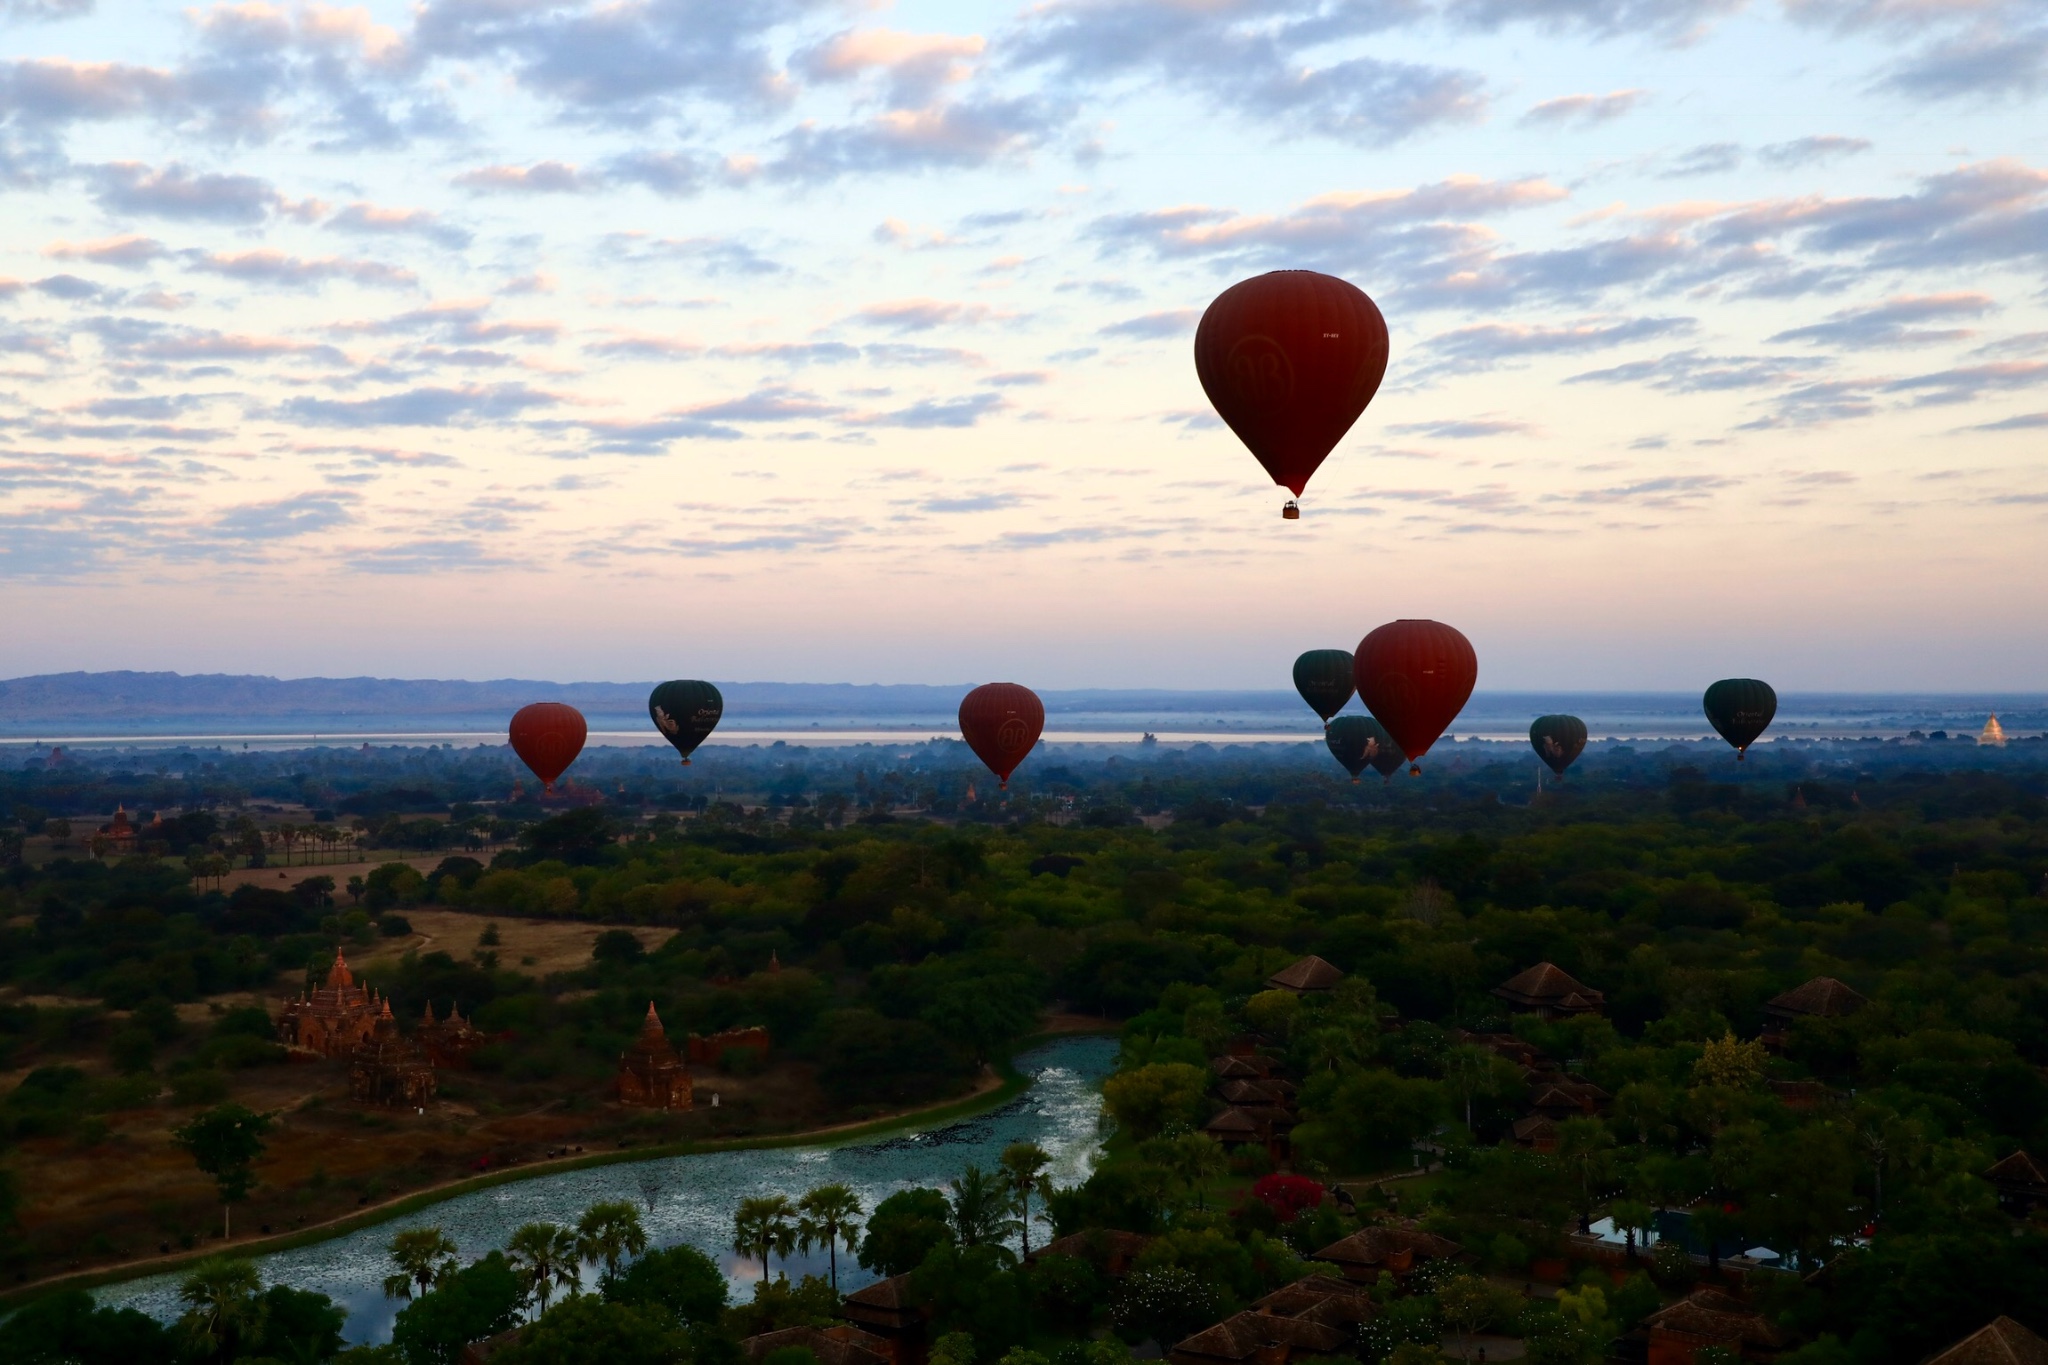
<box><xmin>958</xmin><ymin>683</ymin><xmax>1044</xmax><ymax>790</ymax></box>
<box><xmin>1353</xmin><ymin>620</ymin><xmax>1477</xmax><ymax>776</ymax></box>
<box><xmin>1194</xmin><ymin>270</ymin><xmax>1390</xmax><ymax>518</ymax></box>
<box><xmin>509</xmin><ymin>702</ymin><xmax>587</xmax><ymax>793</ymax></box>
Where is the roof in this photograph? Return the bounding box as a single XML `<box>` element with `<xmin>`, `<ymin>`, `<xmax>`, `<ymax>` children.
<box><xmin>1028</xmin><ymin>1229</ymin><xmax>1151</xmax><ymax>1265</ymax></box>
<box><xmin>1203</xmin><ymin>1107</ymin><xmax>1266</xmax><ymax>1138</ymax></box>
<box><xmin>1266</xmin><ymin>955</ymin><xmax>1345</xmax><ymax>992</ymax></box>
<box><xmin>1922</xmin><ymin>1318</ymin><xmax>2048</xmax><ymax>1365</ymax></box>
<box><xmin>1217</xmin><ymin>1078</ymin><xmax>1297</xmax><ymax>1107</ymax></box>
<box><xmin>1252</xmin><ymin>1274</ymin><xmax>1374</xmax><ymax>1326</ymax></box>
<box><xmin>1170</xmin><ymin>1310</ymin><xmax>1350</xmax><ymax>1364</ymax></box>
<box><xmin>743</xmin><ymin>1327</ymin><xmax>890</xmax><ymax>1365</ymax></box>
<box><xmin>1211</xmin><ymin>1055</ymin><xmax>1279</xmax><ymax>1079</ymax></box>
<box><xmin>1645</xmin><ymin>1290</ymin><xmax>1784</xmax><ymax>1349</ymax></box>
<box><xmin>1985</xmin><ymin>1151</ymin><xmax>2048</xmax><ymax>1189</ymax></box>
<box><xmin>1311</xmin><ymin>1227</ymin><xmax>1461</xmax><ymax>1268</ymax></box>
<box><xmin>1766</xmin><ymin>977</ymin><xmax>1868</xmax><ymax>1019</ymax></box>
<box><xmin>841</xmin><ymin>1274</ymin><xmax>916</xmax><ymax>1312</ymax></box>
<box><xmin>1512</xmin><ymin>1115</ymin><xmax>1559</xmax><ymax>1141</ymax></box>
<box><xmin>1494</xmin><ymin>962</ymin><xmax>1603</xmax><ymax>1007</ymax></box>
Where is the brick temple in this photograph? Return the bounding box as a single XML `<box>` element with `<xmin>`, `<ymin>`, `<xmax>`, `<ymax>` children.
<box><xmin>617</xmin><ymin>1002</ymin><xmax>694</xmax><ymax>1110</ymax></box>
<box><xmin>349</xmin><ymin>999</ymin><xmax>437</xmax><ymax>1108</ymax></box>
<box><xmin>278</xmin><ymin>949</ymin><xmax>385</xmax><ymax>1056</ymax></box>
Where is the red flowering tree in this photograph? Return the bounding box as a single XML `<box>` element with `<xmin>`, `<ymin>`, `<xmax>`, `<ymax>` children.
<box><xmin>1251</xmin><ymin>1173</ymin><xmax>1326</xmax><ymax>1222</ymax></box>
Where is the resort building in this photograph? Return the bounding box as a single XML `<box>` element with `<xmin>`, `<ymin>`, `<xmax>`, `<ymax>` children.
<box><xmin>1493</xmin><ymin>962</ymin><xmax>1605</xmax><ymax>1018</ymax></box>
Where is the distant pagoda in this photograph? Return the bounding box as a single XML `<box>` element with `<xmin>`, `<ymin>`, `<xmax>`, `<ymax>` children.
<box><xmin>1981</xmin><ymin>714</ymin><xmax>2007</xmax><ymax>748</ymax></box>
<box><xmin>617</xmin><ymin>1002</ymin><xmax>694</xmax><ymax>1110</ymax></box>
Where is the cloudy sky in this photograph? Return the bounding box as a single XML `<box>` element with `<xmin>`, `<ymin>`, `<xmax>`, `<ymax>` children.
<box><xmin>3</xmin><ymin>0</ymin><xmax>2045</xmax><ymax>690</ymax></box>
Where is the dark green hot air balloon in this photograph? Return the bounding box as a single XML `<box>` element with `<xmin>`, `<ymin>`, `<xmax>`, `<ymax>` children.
<box><xmin>648</xmin><ymin>680</ymin><xmax>724</xmax><ymax>765</ymax></box>
<box><xmin>1703</xmin><ymin>678</ymin><xmax>1776</xmax><ymax>760</ymax></box>
<box><xmin>1529</xmin><ymin>715</ymin><xmax>1588</xmax><ymax>777</ymax></box>
<box><xmin>1328</xmin><ymin>715</ymin><xmax>1400</xmax><ymax>783</ymax></box>
<box><xmin>1293</xmin><ymin>649</ymin><xmax>1356</xmax><ymax>726</ymax></box>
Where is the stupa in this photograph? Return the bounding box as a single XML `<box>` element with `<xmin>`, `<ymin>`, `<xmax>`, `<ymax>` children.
<box><xmin>1981</xmin><ymin>714</ymin><xmax>2007</xmax><ymax>748</ymax></box>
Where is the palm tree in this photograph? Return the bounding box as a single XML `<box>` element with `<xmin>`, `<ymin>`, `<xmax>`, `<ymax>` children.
<box><xmin>732</xmin><ymin>1194</ymin><xmax>798</xmax><ymax>1280</ymax></box>
<box><xmin>949</xmin><ymin>1164</ymin><xmax>1022</xmax><ymax>1250</ymax></box>
<box><xmin>575</xmin><ymin>1201</ymin><xmax>648</xmax><ymax>1291</ymax></box>
<box><xmin>178</xmin><ymin>1255</ymin><xmax>262</xmax><ymax>1364</ymax></box>
<box><xmin>506</xmin><ymin>1221</ymin><xmax>581</xmax><ymax>1316</ymax></box>
<box><xmin>797</xmin><ymin>1184</ymin><xmax>864</xmax><ymax>1291</ymax></box>
<box><xmin>999</xmin><ymin>1142</ymin><xmax>1051</xmax><ymax>1258</ymax></box>
<box><xmin>383</xmin><ymin>1226</ymin><xmax>458</xmax><ymax>1300</ymax></box>
<box><xmin>1159</xmin><ymin>1132</ymin><xmax>1227</xmax><ymax>1211</ymax></box>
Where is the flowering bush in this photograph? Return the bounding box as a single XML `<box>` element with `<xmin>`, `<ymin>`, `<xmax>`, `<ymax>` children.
<box><xmin>1250</xmin><ymin>1173</ymin><xmax>1326</xmax><ymax>1222</ymax></box>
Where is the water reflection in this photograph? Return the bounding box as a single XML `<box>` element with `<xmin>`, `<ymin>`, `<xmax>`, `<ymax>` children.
<box><xmin>97</xmin><ymin>1036</ymin><xmax>1114</xmax><ymax>1345</ymax></box>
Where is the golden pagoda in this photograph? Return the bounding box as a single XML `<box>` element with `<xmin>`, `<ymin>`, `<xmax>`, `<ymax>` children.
<box><xmin>1981</xmin><ymin>714</ymin><xmax>2007</xmax><ymax>748</ymax></box>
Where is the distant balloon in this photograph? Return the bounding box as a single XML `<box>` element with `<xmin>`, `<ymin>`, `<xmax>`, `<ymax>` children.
<box><xmin>958</xmin><ymin>683</ymin><xmax>1045</xmax><ymax>790</ymax></box>
<box><xmin>1529</xmin><ymin>715</ymin><xmax>1588</xmax><ymax>777</ymax></box>
<box><xmin>1704</xmin><ymin>678</ymin><xmax>1777</xmax><ymax>760</ymax></box>
<box><xmin>1292</xmin><ymin>649</ymin><xmax>1357</xmax><ymax>726</ymax></box>
<box><xmin>648</xmin><ymin>680</ymin><xmax>723</xmax><ymax>766</ymax></box>
<box><xmin>1193</xmin><ymin>270</ymin><xmax>1390</xmax><ymax>517</ymax></box>
<box><xmin>509</xmin><ymin>702</ymin><xmax>587</xmax><ymax>792</ymax></box>
<box><xmin>1353</xmin><ymin>619</ymin><xmax>1477</xmax><ymax>776</ymax></box>
<box><xmin>1326</xmin><ymin>715</ymin><xmax>1397</xmax><ymax>783</ymax></box>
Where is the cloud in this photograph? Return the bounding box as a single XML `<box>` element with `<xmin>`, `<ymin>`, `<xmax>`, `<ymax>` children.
<box><xmin>607</xmin><ymin>150</ymin><xmax>709</xmax><ymax>196</ymax></box>
<box><xmin>1884</xmin><ymin>26</ymin><xmax>2048</xmax><ymax>101</ymax></box>
<box><xmin>922</xmin><ymin>491</ymin><xmax>1022</xmax><ymax>513</ymax></box>
<box><xmin>1662</xmin><ymin>142</ymin><xmax>1743</xmax><ymax>177</ymax></box>
<box><xmin>188</xmin><ymin>250</ymin><xmax>417</xmax><ymax>289</ymax></box>
<box><xmin>797</xmin><ymin>28</ymin><xmax>986</xmax><ymax>104</ymax></box>
<box><xmin>89</xmin><ymin>162</ymin><xmax>282</xmax><ymax>223</ymax></box>
<box><xmin>44</xmin><ymin>234</ymin><xmax>166</xmax><ymax>268</ymax></box>
<box><xmin>346</xmin><ymin>538</ymin><xmax>513</xmax><ymax>574</ymax></box>
<box><xmin>711</xmin><ymin>341</ymin><xmax>863</xmax><ymax>365</ymax></box>
<box><xmin>1521</xmin><ymin>89</ymin><xmax>1645</xmax><ymax>126</ymax></box>
<box><xmin>1444</xmin><ymin>0</ymin><xmax>1744</xmax><ymax>43</ymax></box>
<box><xmin>1566</xmin><ymin>349</ymin><xmax>1821</xmax><ymax>393</ymax></box>
<box><xmin>1012</xmin><ymin>0</ymin><xmax>1486</xmax><ymax>145</ymax></box>
<box><xmin>1964</xmin><ymin>410</ymin><xmax>2048</xmax><ymax>431</ymax></box>
<box><xmin>987</xmin><ymin>371</ymin><xmax>1049</xmax><ymax>386</ymax></box>
<box><xmin>682</xmin><ymin>385</ymin><xmax>844</xmax><ymax>422</ymax></box>
<box><xmin>0</xmin><ymin>57</ymin><xmax>181</xmax><ymax>126</ymax></box>
<box><xmin>1420</xmin><ymin>316</ymin><xmax>1697</xmax><ymax>373</ymax></box>
<box><xmin>5</xmin><ymin>0</ymin><xmax>96</xmax><ymax>19</ymax></box>
<box><xmin>33</xmin><ymin>273</ymin><xmax>106</xmax><ymax>300</ymax></box>
<box><xmin>326</xmin><ymin>202</ymin><xmax>473</xmax><ymax>248</ymax></box>
<box><xmin>213</xmin><ymin>490</ymin><xmax>358</xmax><ymax>540</ymax></box>
<box><xmin>1758</xmin><ymin>135</ymin><xmax>1872</xmax><ymax>168</ymax></box>
<box><xmin>1384</xmin><ymin>418</ymin><xmax>1535</xmax><ymax>438</ymax></box>
<box><xmin>278</xmin><ymin>383</ymin><xmax>562</xmax><ymax>427</ymax></box>
<box><xmin>849</xmin><ymin>392</ymin><xmax>1007</xmax><ymax>428</ymax></box>
<box><xmin>453</xmin><ymin>161</ymin><xmax>599</xmax><ymax>193</ymax></box>
<box><xmin>852</xmin><ymin>298</ymin><xmax>994</xmax><ymax>331</ymax></box>
<box><xmin>605</xmin><ymin>234</ymin><xmax>786</xmax><ymax>276</ymax></box>
<box><xmin>759</xmin><ymin>97</ymin><xmax>1056</xmax><ymax>182</ymax></box>
<box><xmin>1099</xmin><ymin>309</ymin><xmax>1198</xmax><ymax>339</ymax></box>
<box><xmin>1769</xmin><ymin>293</ymin><xmax>1996</xmax><ymax>347</ymax></box>
<box><xmin>1880</xmin><ymin>360</ymin><xmax>2048</xmax><ymax>405</ymax></box>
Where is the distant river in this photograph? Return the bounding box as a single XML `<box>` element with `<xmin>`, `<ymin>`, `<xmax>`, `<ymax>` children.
<box><xmin>95</xmin><ymin>1036</ymin><xmax>1116</xmax><ymax>1346</ymax></box>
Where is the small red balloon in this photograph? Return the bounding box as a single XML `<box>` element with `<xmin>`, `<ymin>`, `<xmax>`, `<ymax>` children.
<box><xmin>509</xmin><ymin>702</ymin><xmax>587</xmax><ymax>792</ymax></box>
<box><xmin>958</xmin><ymin>683</ymin><xmax>1044</xmax><ymax>790</ymax></box>
<box><xmin>1194</xmin><ymin>270</ymin><xmax>1390</xmax><ymax>501</ymax></box>
<box><xmin>1353</xmin><ymin>620</ymin><xmax>1477</xmax><ymax>775</ymax></box>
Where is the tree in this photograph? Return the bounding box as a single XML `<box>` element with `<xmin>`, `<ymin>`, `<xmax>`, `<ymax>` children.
<box><xmin>1439</xmin><ymin>1275</ymin><xmax>1502</xmax><ymax>1362</ymax></box>
<box><xmin>950</xmin><ymin>1164</ymin><xmax>1023</xmax><ymax>1251</ymax></box>
<box><xmin>171</xmin><ymin>1104</ymin><xmax>273</xmax><ymax>1239</ymax></box>
<box><xmin>489</xmin><ymin>1296</ymin><xmax>688</xmax><ymax>1365</ymax></box>
<box><xmin>576</xmin><ymin>1201</ymin><xmax>648</xmax><ymax>1292</ymax></box>
<box><xmin>385</xmin><ymin>1227</ymin><xmax>460</xmax><ymax>1301</ymax></box>
<box><xmin>507</xmin><ymin>1222</ymin><xmax>581</xmax><ymax>1317</ymax></box>
<box><xmin>734</xmin><ymin>1194</ymin><xmax>799</xmax><ymax>1280</ymax></box>
<box><xmin>1100</xmin><ymin>1063</ymin><xmax>1209</xmax><ymax>1141</ymax></box>
<box><xmin>249</xmin><ymin>1283</ymin><xmax>348</xmax><ymax>1365</ymax></box>
<box><xmin>1609</xmin><ymin>1200</ymin><xmax>1656</xmax><ymax>1262</ymax></box>
<box><xmin>999</xmin><ymin>1142</ymin><xmax>1051</xmax><ymax>1258</ymax></box>
<box><xmin>859</xmin><ymin>1188</ymin><xmax>955</xmax><ymax>1276</ymax></box>
<box><xmin>1145</xmin><ymin>1132</ymin><xmax>1227</xmax><ymax>1211</ymax></box>
<box><xmin>0</xmin><ymin>1287</ymin><xmax>179</xmax><ymax>1365</ymax></box>
<box><xmin>1554</xmin><ymin>1117</ymin><xmax>1615</xmax><ymax>1233</ymax></box>
<box><xmin>607</xmin><ymin>1244</ymin><xmax>728</xmax><ymax>1326</ymax></box>
<box><xmin>1293</xmin><ymin>1069</ymin><xmax>1446</xmax><ymax>1173</ymax></box>
<box><xmin>390</xmin><ymin>1252</ymin><xmax>524</xmax><ymax>1365</ymax></box>
<box><xmin>176</xmin><ymin>1256</ymin><xmax>262</xmax><ymax>1365</ymax></box>
<box><xmin>796</xmin><ymin>1183</ymin><xmax>864</xmax><ymax>1291</ymax></box>
<box><xmin>1693</xmin><ymin>1033</ymin><xmax>1768</xmax><ymax>1090</ymax></box>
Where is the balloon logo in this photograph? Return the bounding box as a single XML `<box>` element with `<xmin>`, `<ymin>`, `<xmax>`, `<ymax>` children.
<box><xmin>1194</xmin><ymin>269</ymin><xmax>1390</xmax><ymax>516</ymax></box>
<box><xmin>1704</xmin><ymin>679</ymin><xmax>1777</xmax><ymax>760</ymax></box>
<box><xmin>509</xmin><ymin>702</ymin><xmax>587</xmax><ymax>793</ymax></box>
<box><xmin>1353</xmin><ymin>619</ymin><xmax>1477</xmax><ymax>776</ymax></box>
<box><xmin>959</xmin><ymin>683</ymin><xmax>1045</xmax><ymax>790</ymax></box>
<box><xmin>648</xmin><ymin>680</ymin><xmax>723</xmax><ymax>766</ymax></box>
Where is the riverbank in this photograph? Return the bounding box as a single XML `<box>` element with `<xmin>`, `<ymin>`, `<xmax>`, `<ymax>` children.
<box><xmin>3</xmin><ymin>1026</ymin><xmax>1114</xmax><ymax>1308</ymax></box>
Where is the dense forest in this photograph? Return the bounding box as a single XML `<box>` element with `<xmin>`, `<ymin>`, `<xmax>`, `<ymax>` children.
<box><xmin>2</xmin><ymin>734</ymin><xmax>2046</xmax><ymax>1365</ymax></box>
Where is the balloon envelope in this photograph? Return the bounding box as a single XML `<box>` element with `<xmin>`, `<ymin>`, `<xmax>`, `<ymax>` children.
<box><xmin>1529</xmin><ymin>715</ymin><xmax>1588</xmax><ymax>777</ymax></box>
<box><xmin>959</xmin><ymin>683</ymin><xmax>1045</xmax><ymax>789</ymax></box>
<box><xmin>1194</xmin><ymin>271</ymin><xmax>1390</xmax><ymax>498</ymax></box>
<box><xmin>1353</xmin><ymin>619</ymin><xmax>1477</xmax><ymax>774</ymax></box>
<box><xmin>1326</xmin><ymin>715</ymin><xmax>1395</xmax><ymax>781</ymax></box>
<box><xmin>1292</xmin><ymin>649</ymin><xmax>1356</xmax><ymax>724</ymax></box>
<box><xmin>1704</xmin><ymin>678</ymin><xmax>1777</xmax><ymax>758</ymax></box>
<box><xmin>648</xmin><ymin>680</ymin><xmax>723</xmax><ymax>765</ymax></box>
<box><xmin>509</xmin><ymin>702</ymin><xmax>587</xmax><ymax>791</ymax></box>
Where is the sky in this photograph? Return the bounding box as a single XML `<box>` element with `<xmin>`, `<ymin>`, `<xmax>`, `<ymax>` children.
<box><xmin>2</xmin><ymin>0</ymin><xmax>2046</xmax><ymax>691</ymax></box>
